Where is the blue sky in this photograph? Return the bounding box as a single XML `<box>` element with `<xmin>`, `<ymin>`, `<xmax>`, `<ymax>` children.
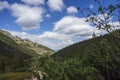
<box><xmin>0</xmin><ymin>0</ymin><xmax>119</xmax><ymax>51</ymax></box>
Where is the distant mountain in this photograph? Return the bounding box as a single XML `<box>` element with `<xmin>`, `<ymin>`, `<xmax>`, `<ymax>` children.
<box><xmin>0</xmin><ymin>29</ymin><xmax>54</xmax><ymax>73</ymax></box>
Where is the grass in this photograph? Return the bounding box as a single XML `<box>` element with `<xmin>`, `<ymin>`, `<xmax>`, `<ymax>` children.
<box><xmin>0</xmin><ymin>72</ymin><xmax>32</xmax><ymax>80</ymax></box>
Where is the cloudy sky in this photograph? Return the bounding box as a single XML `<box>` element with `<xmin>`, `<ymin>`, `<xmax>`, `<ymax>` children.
<box><xmin>0</xmin><ymin>0</ymin><xmax>119</xmax><ymax>51</ymax></box>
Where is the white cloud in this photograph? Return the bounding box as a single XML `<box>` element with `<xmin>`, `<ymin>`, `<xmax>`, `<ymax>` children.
<box><xmin>67</xmin><ymin>6</ymin><xmax>78</xmax><ymax>14</ymax></box>
<box><xmin>10</xmin><ymin>3</ymin><xmax>44</xmax><ymax>30</ymax></box>
<box><xmin>38</xmin><ymin>31</ymin><xmax>73</xmax><ymax>50</ymax></box>
<box><xmin>36</xmin><ymin>16</ymin><xmax>102</xmax><ymax>50</ymax></box>
<box><xmin>21</xmin><ymin>0</ymin><xmax>45</xmax><ymax>6</ymax></box>
<box><xmin>0</xmin><ymin>1</ymin><xmax>9</xmax><ymax>11</ymax></box>
<box><xmin>39</xmin><ymin>31</ymin><xmax>72</xmax><ymax>42</ymax></box>
<box><xmin>47</xmin><ymin>0</ymin><xmax>65</xmax><ymax>11</ymax></box>
<box><xmin>4</xmin><ymin>16</ymin><xmax>106</xmax><ymax>51</ymax></box>
<box><xmin>89</xmin><ymin>4</ymin><xmax>94</xmax><ymax>9</ymax></box>
<box><xmin>54</xmin><ymin>16</ymin><xmax>96</xmax><ymax>36</ymax></box>
<box><xmin>5</xmin><ymin>30</ymin><xmax>72</xmax><ymax>51</ymax></box>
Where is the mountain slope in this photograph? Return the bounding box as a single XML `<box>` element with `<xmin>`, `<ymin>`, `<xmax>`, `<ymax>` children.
<box><xmin>53</xmin><ymin>30</ymin><xmax>120</xmax><ymax>59</ymax></box>
<box><xmin>0</xmin><ymin>30</ymin><xmax>38</xmax><ymax>57</ymax></box>
<box><xmin>0</xmin><ymin>29</ymin><xmax>54</xmax><ymax>73</ymax></box>
<box><xmin>15</xmin><ymin>37</ymin><xmax>54</xmax><ymax>57</ymax></box>
<box><xmin>0</xmin><ymin>30</ymin><xmax>54</xmax><ymax>57</ymax></box>
<box><xmin>41</xmin><ymin>30</ymin><xmax>120</xmax><ymax>80</ymax></box>
<box><xmin>0</xmin><ymin>31</ymin><xmax>33</xmax><ymax>73</ymax></box>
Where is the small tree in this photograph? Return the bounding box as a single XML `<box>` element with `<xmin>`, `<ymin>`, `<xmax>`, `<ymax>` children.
<box><xmin>79</xmin><ymin>0</ymin><xmax>120</xmax><ymax>39</ymax></box>
<box><xmin>79</xmin><ymin>1</ymin><xmax>120</xmax><ymax>80</ymax></box>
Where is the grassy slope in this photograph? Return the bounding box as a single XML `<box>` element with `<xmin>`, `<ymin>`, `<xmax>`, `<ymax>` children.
<box><xmin>0</xmin><ymin>31</ymin><xmax>38</xmax><ymax>57</ymax></box>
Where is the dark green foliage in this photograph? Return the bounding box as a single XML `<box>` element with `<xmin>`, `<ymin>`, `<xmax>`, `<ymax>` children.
<box><xmin>82</xmin><ymin>37</ymin><xmax>120</xmax><ymax>80</ymax></box>
<box><xmin>41</xmin><ymin>58</ymin><xmax>103</xmax><ymax>80</ymax></box>
<box><xmin>41</xmin><ymin>30</ymin><xmax>120</xmax><ymax>80</ymax></box>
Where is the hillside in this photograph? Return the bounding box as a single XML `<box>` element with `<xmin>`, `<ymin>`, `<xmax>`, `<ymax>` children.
<box><xmin>14</xmin><ymin>37</ymin><xmax>54</xmax><ymax>57</ymax></box>
<box><xmin>0</xmin><ymin>29</ymin><xmax>54</xmax><ymax>76</ymax></box>
<box><xmin>40</xmin><ymin>30</ymin><xmax>120</xmax><ymax>80</ymax></box>
<box><xmin>0</xmin><ymin>30</ymin><xmax>54</xmax><ymax>57</ymax></box>
<box><xmin>0</xmin><ymin>30</ymin><xmax>38</xmax><ymax>57</ymax></box>
<box><xmin>53</xmin><ymin>30</ymin><xmax>120</xmax><ymax>59</ymax></box>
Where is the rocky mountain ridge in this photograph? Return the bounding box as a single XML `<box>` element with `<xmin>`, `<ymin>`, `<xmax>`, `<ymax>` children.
<box><xmin>0</xmin><ymin>29</ymin><xmax>54</xmax><ymax>57</ymax></box>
